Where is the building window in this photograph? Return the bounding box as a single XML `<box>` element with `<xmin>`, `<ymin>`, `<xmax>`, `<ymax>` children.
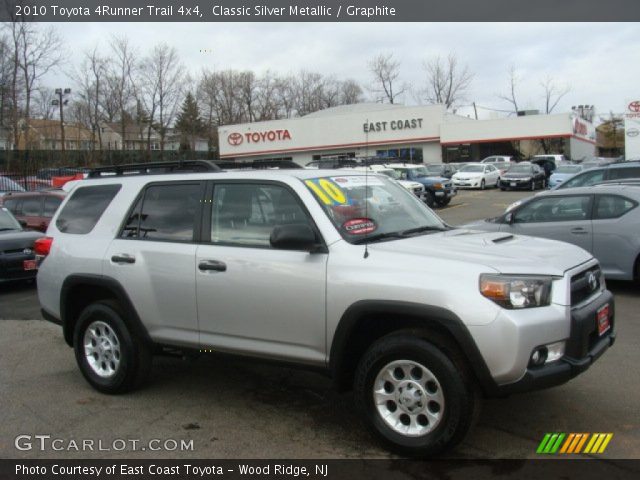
<box><xmin>376</xmin><ymin>147</ymin><xmax>423</xmax><ymax>163</ymax></box>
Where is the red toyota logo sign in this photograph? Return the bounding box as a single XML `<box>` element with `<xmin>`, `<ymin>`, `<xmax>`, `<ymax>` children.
<box><xmin>629</xmin><ymin>101</ymin><xmax>640</xmax><ymax>113</ymax></box>
<box><xmin>227</xmin><ymin>132</ymin><xmax>243</xmax><ymax>146</ymax></box>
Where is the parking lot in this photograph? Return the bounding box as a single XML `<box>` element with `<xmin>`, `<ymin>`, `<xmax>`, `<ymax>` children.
<box><xmin>1</xmin><ymin>188</ymin><xmax>638</xmax><ymax>459</ymax></box>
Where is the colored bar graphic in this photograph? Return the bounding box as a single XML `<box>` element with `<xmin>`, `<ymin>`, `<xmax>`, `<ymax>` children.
<box><xmin>538</xmin><ymin>433</ymin><xmax>613</xmax><ymax>455</ymax></box>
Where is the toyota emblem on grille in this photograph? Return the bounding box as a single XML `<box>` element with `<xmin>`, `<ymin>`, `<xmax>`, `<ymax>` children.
<box><xmin>227</xmin><ymin>132</ymin><xmax>243</xmax><ymax>146</ymax></box>
<box><xmin>587</xmin><ymin>271</ymin><xmax>598</xmax><ymax>291</ymax></box>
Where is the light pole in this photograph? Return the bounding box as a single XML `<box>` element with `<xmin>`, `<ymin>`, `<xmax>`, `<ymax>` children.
<box><xmin>52</xmin><ymin>88</ymin><xmax>71</xmax><ymax>161</ymax></box>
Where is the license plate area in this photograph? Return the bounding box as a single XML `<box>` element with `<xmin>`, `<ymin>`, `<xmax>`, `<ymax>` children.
<box><xmin>510</xmin><ymin>182</ymin><xmax>516</xmax><ymax>187</ymax></box>
<box><xmin>23</xmin><ymin>259</ymin><xmax>37</xmax><ymax>271</ymax></box>
<box><xmin>596</xmin><ymin>304</ymin><xmax>610</xmax><ymax>336</ymax></box>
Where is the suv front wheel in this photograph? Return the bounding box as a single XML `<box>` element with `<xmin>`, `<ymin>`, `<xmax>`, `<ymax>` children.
<box><xmin>354</xmin><ymin>334</ymin><xmax>478</xmax><ymax>457</ymax></box>
<box><xmin>73</xmin><ymin>301</ymin><xmax>152</xmax><ymax>394</ymax></box>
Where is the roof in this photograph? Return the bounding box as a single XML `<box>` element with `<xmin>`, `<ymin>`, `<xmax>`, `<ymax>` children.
<box><xmin>535</xmin><ymin>184</ymin><xmax>640</xmax><ymax>197</ymax></box>
<box><xmin>27</xmin><ymin>119</ymin><xmax>92</xmax><ymax>141</ymax></box>
<box><xmin>302</xmin><ymin>103</ymin><xmax>407</xmax><ymax>118</ymax></box>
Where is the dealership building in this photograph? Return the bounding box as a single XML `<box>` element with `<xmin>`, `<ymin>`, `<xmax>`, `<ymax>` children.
<box><xmin>218</xmin><ymin>103</ymin><xmax>595</xmax><ymax>165</ymax></box>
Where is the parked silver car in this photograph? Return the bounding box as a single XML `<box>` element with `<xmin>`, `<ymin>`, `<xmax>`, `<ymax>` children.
<box><xmin>465</xmin><ymin>184</ymin><xmax>640</xmax><ymax>281</ymax></box>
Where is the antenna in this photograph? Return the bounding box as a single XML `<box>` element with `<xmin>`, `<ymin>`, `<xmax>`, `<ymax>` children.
<box><xmin>364</xmin><ymin>118</ymin><xmax>369</xmax><ymax>259</ymax></box>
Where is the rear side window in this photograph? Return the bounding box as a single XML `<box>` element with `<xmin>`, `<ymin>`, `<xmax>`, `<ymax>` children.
<box><xmin>21</xmin><ymin>197</ymin><xmax>42</xmax><ymax>216</ymax></box>
<box><xmin>56</xmin><ymin>185</ymin><xmax>121</xmax><ymax>234</ymax></box>
<box><xmin>608</xmin><ymin>167</ymin><xmax>640</xmax><ymax>180</ymax></box>
<box><xmin>43</xmin><ymin>196</ymin><xmax>62</xmax><ymax>217</ymax></box>
<box><xmin>121</xmin><ymin>183</ymin><xmax>202</xmax><ymax>242</ymax></box>
<box><xmin>594</xmin><ymin>195</ymin><xmax>637</xmax><ymax>219</ymax></box>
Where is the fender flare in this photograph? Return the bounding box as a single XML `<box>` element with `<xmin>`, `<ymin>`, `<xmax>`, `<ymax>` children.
<box><xmin>329</xmin><ymin>300</ymin><xmax>500</xmax><ymax>395</ymax></box>
<box><xmin>60</xmin><ymin>274</ymin><xmax>153</xmax><ymax>347</ymax></box>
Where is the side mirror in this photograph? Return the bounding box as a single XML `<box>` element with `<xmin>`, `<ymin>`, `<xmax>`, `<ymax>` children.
<box><xmin>18</xmin><ymin>219</ymin><xmax>28</xmax><ymax>228</ymax></box>
<box><xmin>505</xmin><ymin>212</ymin><xmax>514</xmax><ymax>225</ymax></box>
<box><xmin>270</xmin><ymin>224</ymin><xmax>319</xmax><ymax>252</ymax></box>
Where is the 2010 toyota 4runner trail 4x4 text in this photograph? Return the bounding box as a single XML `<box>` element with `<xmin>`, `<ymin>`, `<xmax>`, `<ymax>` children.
<box><xmin>37</xmin><ymin>161</ymin><xmax>615</xmax><ymax>457</ymax></box>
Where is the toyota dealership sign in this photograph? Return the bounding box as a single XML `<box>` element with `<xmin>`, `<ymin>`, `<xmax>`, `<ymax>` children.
<box><xmin>625</xmin><ymin>100</ymin><xmax>640</xmax><ymax>159</ymax></box>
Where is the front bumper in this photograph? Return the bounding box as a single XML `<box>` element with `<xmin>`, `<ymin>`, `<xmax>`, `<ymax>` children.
<box><xmin>496</xmin><ymin>289</ymin><xmax>615</xmax><ymax>395</ymax></box>
<box><xmin>499</xmin><ymin>178</ymin><xmax>532</xmax><ymax>189</ymax></box>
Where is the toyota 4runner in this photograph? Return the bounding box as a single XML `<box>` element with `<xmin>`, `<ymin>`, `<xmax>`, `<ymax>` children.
<box><xmin>37</xmin><ymin>161</ymin><xmax>615</xmax><ymax>457</ymax></box>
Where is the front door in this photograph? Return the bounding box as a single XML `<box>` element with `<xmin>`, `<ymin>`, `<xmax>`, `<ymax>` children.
<box><xmin>196</xmin><ymin>181</ymin><xmax>328</xmax><ymax>365</ymax></box>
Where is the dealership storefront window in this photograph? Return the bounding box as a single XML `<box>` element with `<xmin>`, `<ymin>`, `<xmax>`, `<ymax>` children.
<box><xmin>376</xmin><ymin>147</ymin><xmax>423</xmax><ymax>163</ymax></box>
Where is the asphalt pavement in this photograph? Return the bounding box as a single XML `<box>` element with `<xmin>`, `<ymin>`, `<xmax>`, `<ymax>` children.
<box><xmin>1</xmin><ymin>188</ymin><xmax>638</xmax><ymax>459</ymax></box>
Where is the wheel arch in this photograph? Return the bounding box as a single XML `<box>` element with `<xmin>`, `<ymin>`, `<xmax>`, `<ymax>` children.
<box><xmin>329</xmin><ymin>300</ymin><xmax>499</xmax><ymax>396</ymax></box>
<box><xmin>60</xmin><ymin>274</ymin><xmax>152</xmax><ymax>348</ymax></box>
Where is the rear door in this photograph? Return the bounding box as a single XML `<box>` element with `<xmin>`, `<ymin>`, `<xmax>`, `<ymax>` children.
<box><xmin>195</xmin><ymin>181</ymin><xmax>328</xmax><ymax>365</ymax></box>
<box><xmin>103</xmin><ymin>181</ymin><xmax>205</xmax><ymax>347</ymax></box>
<box><xmin>591</xmin><ymin>194</ymin><xmax>639</xmax><ymax>278</ymax></box>
<box><xmin>505</xmin><ymin>194</ymin><xmax>594</xmax><ymax>252</ymax></box>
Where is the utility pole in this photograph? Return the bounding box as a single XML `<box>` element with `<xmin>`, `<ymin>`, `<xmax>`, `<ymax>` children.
<box><xmin>52</xmin><ymin>88</ymin><xmax>71</xmax><ymax>162</ymax></box>
<box><xmin>473</xmin><ymin>102</ymin><xmax>478</xmax><ymax>120</ymax></box>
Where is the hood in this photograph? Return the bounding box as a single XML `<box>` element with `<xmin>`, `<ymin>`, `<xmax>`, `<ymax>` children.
<box><xmin>369</xmin><ymin>229</ymin><xmax>592</xmax><ymax>276</ymax></box>
<box><xmin>398</xmin><ymin>180</ymin><xmax>423</xmax><ymax>189</ymax></box>
<box><xmin>453</xmin><ymin>172</ymin><xmax>483</xmax><ymax>179</ymax></box>
<box><xmin>416</xmin><ymin>176</ymin><xmax>449</xmax><ymax>185</ymax></box>
<box><xmin>502</xmin><ymin>172</ymin><xmax>532</xmax><ymax>179</ymax></box>
<box><xmin>0</xmin><ymin>230</ymin><xmax>44</xmax><ymax>251</ymax></box>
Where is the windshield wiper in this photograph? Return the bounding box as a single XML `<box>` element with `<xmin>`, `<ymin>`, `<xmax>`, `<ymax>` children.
<box><xmin>352</xmin><ymin>232</ymin><xmax>407</xmax><ymax>244</ymax></box>
<box><xmin>400</xmin><ymin>225</ymin><xmax>448</xmax><ymax>236</ymax></box>
<box><xmin>0</xmin><ymin>228</ymin><xmax>18</xmax><ymax>232</ymax></box>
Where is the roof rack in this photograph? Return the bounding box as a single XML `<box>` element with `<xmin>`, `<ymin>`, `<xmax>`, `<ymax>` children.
<box><xmin>216</xmin><ymin>159</ymin><xmax>302</xmax><ymax>170</ymax></box>
<box><xmin>88</xmin><ymin>160</ymin><xmax>221</xmax><ymax>178</ymax></box>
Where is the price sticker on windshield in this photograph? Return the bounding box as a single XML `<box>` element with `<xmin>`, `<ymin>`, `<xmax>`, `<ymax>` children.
<box><xmin>305</xmin><ymin>178</ymin><xmax>348</xmax><ymax>205</ymax></box>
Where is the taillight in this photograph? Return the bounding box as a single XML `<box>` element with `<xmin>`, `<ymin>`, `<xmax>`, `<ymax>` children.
<box><xmin>34</xmin><ymin>236</ymin><xmax>53</xmax><ymax>257</ymax></box>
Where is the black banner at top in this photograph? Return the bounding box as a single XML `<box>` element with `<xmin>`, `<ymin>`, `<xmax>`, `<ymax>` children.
<box><xmin>1</xmin><ymin>0</ymin><xmax>640</xmax><ymax>22</ymax></box>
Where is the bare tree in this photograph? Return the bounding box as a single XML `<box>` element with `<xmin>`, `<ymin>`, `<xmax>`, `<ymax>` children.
<box><xmin>498</xmin><ymin>64</ymin><xmax>520</xmax><ymax>114</ymax></box>
<box><xmin>339</xmin><ymin>79</ymin><xmax>363</xmax><ymax>105</ymax></box>
<box><xmin>368</xmin><ymin>53</ymin><xmax>408</xmax><ymax>104</ymax></box>
<box><xmin>73</xmin><ymin>46</ymin><xmax>110</xmax><ymax>151</ymax></box>
<box><xmin>108</xmin><ymin>35</ymin><xmax>138</xmax><ymax>151</ymax></box>
<box><xmin>33</xmin><ymin>88</ymin><xmax>56</xmax><ymax>119</ymax></box>
<box><xmin>139</xmin><ymin>43</ymin><xmax>183</xmax><ymax>154</ymax></box>
<box><xmin>540</xmin><ymin>76</ymin><xmax>570</xmax><ymax>114</ymax></box>
<box><xmin>420</xmin><ymin>53</ymin><xmax>473</xmax><ymax>109</ymax></box>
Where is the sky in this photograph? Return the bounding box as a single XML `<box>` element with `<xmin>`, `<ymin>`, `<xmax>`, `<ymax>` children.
<box><xmin>43</xmin><ymin>22</ymin><xmax>639</xmax><ymax>121</ymax></box>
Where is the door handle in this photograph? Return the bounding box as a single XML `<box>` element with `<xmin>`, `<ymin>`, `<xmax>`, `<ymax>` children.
<box><xmin>111</xmin><ymin>254</ymin><xmax>136</xmax><ymax>264</ymax></box>
<box><xmin>198</xmin><ymin>260</ymin><xmax>227</xmax><ymax>272</ymax></box>
<box><xmin>570</xmin><ymin>227</ymin><xmax>588</xmax><ymax>235</ymax></box>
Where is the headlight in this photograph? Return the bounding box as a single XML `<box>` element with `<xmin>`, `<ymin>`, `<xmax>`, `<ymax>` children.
<box><xmin>433</xmin><ymin>183</ymin><xmax>443</xmax><ymax>189</ymax></box>
<box><xmin>521</xmin><ymin>177</ymin><xmax>531</xmax><ymax>181</ymax></box>
<box><xmin>479</xmin><ymin>274</ymin><xmax>553</xmax><ymax>309</ymax></box>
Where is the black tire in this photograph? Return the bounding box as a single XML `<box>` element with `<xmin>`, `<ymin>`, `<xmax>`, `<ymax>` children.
<box><xmin>480</xmin><ymin>179</ymin><xmax>485</xmax><ymax>190</ymax></box>
<box><xmin>435</xmin><ymin>197</ymin><xmax>451</xmax><ymax>208</ymax></box>
<box><xmin>424</xmin><ymin>191</ymin><xmax>435</xmax><ymax>208</ymax></box>
<box><xmin>354</xmin><ymin>334</ymin><xmax>479</xmax><ymax>457</ymax></box>
<box><xmin>500</xmin><ymin>187</ymin><xmax>506</xmax><ymax>191</ymax></box>
<box><xmin>73</xmin><ymin>301</ymin><xmax>152</xmax><ymax>394</ymax></box>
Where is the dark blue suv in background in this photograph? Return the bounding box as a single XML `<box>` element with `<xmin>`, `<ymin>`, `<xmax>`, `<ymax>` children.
<box><xmin>386</xmin><ymin>163</ymin><xmax>457</xmax><ymax>207</ymax></box>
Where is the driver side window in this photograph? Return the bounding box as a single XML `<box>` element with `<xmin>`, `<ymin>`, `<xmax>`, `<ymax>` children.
<box><xmin>514</xmin><ymin>195</ymin><xmax>592</xmax><ymax>223</ymax></box>
<box><xmin>211</xmin><ymin>184</ymin><xmax>310</xmax><ymax>248</ymax></box>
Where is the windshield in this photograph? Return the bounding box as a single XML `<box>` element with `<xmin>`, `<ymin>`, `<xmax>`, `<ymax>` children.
<box><xmin>507</xmin><ymin>165</ymin><xmax>532</xmax><ymax>173</ymax></box>
<box><xmin>425</xmin><ymin>165</ymin><xmax>443</xmax><ymax>174</ymax></box>
<box><xmin>379</xmin><ymin>169</ymin><xmax>401</xmax><ymax>180</ymax></box>
<box><xmin>304</xmin><ymin>175</ymin><xmax>446</xmax><ymax>243</ymax></box>
<box><xmin>0</xmin><ymin>177</ymin><xmax>26</xmax><ymax>192</ymax></box>
<box><xmin>555</xmin><ymin>165</ymin><xmax>581</xmax><ymax>174</ymax></box>
<box><xmin>0</xmin><ymin>207</ymin><xmax>22</xmax><ymax>231</ymax></box>
<box><xmin>459</xmin><ymin>165</ymin><xmax>484</xmax><ymax>173</ymax></box>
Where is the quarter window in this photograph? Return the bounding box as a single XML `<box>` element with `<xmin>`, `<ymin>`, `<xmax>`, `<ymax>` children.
<box><xmin>43</xmin><ymin>196</ymin><xmax>62</xmax><ymax>217</ymax></box>
<box><xmin>56</xmin><ymin>185</ymin><xmax>121</xmax><ymax>234</ymax></box>
<box><xmin>211</xmin><ymin>184</ymin><xmax>310</xmax><ymax>248</ymax></box>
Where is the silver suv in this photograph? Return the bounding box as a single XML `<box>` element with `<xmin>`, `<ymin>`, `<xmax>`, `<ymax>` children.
<box><xmin>37</xmin><ymin>161</ymin><xmax>615</xmax><ymax>457</ymax></box>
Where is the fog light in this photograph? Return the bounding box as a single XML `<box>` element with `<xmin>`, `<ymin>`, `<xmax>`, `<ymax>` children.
<box><xmin>529</xmin><ymin>347</ymin><xmax>548</xmax><ymax>367</ymax></box>
<box><xmin>545</xmin><ymin>341</ymin><xmax>565</xmax><ymax>363</ymax></box>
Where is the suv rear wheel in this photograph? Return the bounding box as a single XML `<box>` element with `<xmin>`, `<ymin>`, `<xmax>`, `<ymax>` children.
<box><xmin>354</xmin><ymin>334</ymin><xmax>478</xmax><ymax>457</ymax></box>
<box><xmin>73</xmin><ymin>301</ymin><xmax>151</xmax><ymax>394</ymax></box>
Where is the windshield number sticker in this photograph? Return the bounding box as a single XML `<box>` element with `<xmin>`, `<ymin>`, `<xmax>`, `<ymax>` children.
<box><xmin>305</xmin><ymin>179</ymin><xmax>347</xmax><ymax>205</ymax></box>
<box><xmin>342</xmin><ymin>218</ymin><xmax>377</xmax><ymax>235</ymax></box>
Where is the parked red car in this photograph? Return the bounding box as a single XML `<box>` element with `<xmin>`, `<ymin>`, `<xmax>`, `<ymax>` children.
<box><xmin>0</xmin><ymin>190</ymin><xmax>67</xmax><ymax>232</ymax></box>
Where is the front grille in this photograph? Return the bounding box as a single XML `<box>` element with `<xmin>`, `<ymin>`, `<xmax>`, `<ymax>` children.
<box><xmin>571</xmin><ymin>266</ymin><xmax>602</xmax><ymax>306</ymax></box>
<box><xmin>412</xmin><ymin>187</ymin><xmax>423</xmax><ymax>195</ymax></box>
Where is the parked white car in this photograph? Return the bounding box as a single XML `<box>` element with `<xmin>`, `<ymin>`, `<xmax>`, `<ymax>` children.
<box><xmin>340</xmin><ymin>165</ymin><xmax>426</xmax><ymax>200</ymax></box>
<box><xmin>481</xmin><ymin>156</ymin><xmax>513</xmax><ymax>164</ymax></box>
<box><xmin>452</xmin><ymin>163</ymin><xmax>501</xmax><ymax>189</ymax></box>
